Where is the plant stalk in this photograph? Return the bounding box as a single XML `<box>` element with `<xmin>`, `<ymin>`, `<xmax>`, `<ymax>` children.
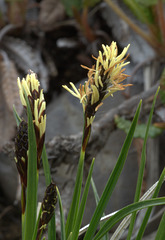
<box><xmin>104</xmin><ymin>0</ymin><xmax>161</xmax><ymax>53</ymax></box>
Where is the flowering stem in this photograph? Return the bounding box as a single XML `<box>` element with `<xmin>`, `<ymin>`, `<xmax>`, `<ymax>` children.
<box><xmin>62</xmin><ymin>40</ymin><xmax>132</xmax><ymax>238</ymax></box>
<box><xmin>66</xmin><ymin>117</ymin><xmax>92</xmax><ymax>238</ymax></box>
<box><xmin>65</xmin><ymin>146</ymin><xmax>85</xmax><ymax>238</ymax></box>
<box><xmin>82</xmin><ymin>124</ymin><xmax>91</xmax><ymax>152</ymax></box>
<box><xmin>21</xmin><ymin>183</ymin><xmax>26</xmax><ymax>237</ymax></box>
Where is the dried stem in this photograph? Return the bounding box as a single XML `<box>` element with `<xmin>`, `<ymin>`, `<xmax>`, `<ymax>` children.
<box><xmin>157</xmin><ymin>0</ymin><xmax>165</xmax><ymax>44</ymax></box>
<box><xmin>104</xmin><ymin>0</ymin><xmax>161</xmax><ymax>54</ymax></box>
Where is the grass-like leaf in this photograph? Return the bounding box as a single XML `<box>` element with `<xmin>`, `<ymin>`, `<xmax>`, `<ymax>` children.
<box><xmin>127</xmin><ymin>87</ymin><xmax>160</xmax><ymax>240</ymax></box>
<box><xmin>32</xmin><ymin>204</ymin><xmax>42</xmax><ymax>240</ymax></box>
<box><xmin>123</xmin><ymin>0</ymin><xmax>154</xmax><ymax>24</ymax></box>
<box><xmin>83</xmin><ymin>100</ymin><xmax>142</xmax><ymax>240</ymax></box>
<box><xmin>65</xmin><ymin>149</ymin><xmax>85</xmax><ymax>238</ymax></box>
<box><xmin>93</xmin><ymin>197</ymin><xmax>165</xmax><ymax>240</ymax></box>
<box><xmin>67</xmin><ymin>232</ymin><xmax>73</xmax><ymax>240</ymax></box>
<box><xmin>56</xmin><ymin>187</ymin><xmax>66</xmax><ymax>240</ymax></box>
<box><xmin>91</xmin><ymin>177</ymin><xmax>109</xmax><ymax>240</ymax></box>
<box><xmin>136</xmin><ymin>167</ymin><xmax>165</xmax><ymax>239</ymax></box>
<box><xmin>42</xmin><ymin>144</ymin><xmax>51</xmax><ymax>186</ymax></box>
<box><xmin>110</xmin><ymin>177</ymin><xmax>164</xmax><ymax>240</ymax></box>
<box><xmin>13</xmin><ymin>104</ymin><xmax>22</xmax><ymax>126</ymax></box>
<box><xmin>91</xmin><ymin>177</ymin><xmax>100</xmax><ymax>205</ymax></box>
<box><xmin>42</xmin><ymin>144</ymin><xmax>56</xmax><ymax>240</ymax></box>
<box><xmin>71</xmin><ymin>158</ymin><xmax>95</xmax><ymax>240</ymax></box>
<box><xmin>155</xmin><ymin>208</ymin><xmax>165</xmax><ymax>240</ymax></box>
<box><xmin>47</xmin><ymin>215</ymin><xmax>56</xmax><ymax>240</ymax></box>
<box><xmin>23</xmin><ymin>91</ymin><xmax>38</xmax><ymax>240</ymax></box>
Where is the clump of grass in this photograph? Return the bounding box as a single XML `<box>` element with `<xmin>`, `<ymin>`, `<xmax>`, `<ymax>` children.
<box><xmin>13</xmin><ymin>42</ymin><xmax>165</xmax><ymax>240</ymax></box>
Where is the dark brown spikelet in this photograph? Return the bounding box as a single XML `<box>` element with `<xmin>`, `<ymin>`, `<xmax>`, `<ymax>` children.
<box><xmin>38</xmin><ymin>182</ymin><xmax>57</xmax><ymax>230</ymax></box>
<box><xmin>15</xmin><ymin>120</ymin><xmax>28</xmax><ymax>187</ymax></box>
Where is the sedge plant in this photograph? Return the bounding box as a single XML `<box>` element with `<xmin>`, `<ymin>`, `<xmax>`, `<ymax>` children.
<box><xmin>13</xmin><ymin>41</ymin><xmax>165</xmax><ymax>240</ymax></box>
<box><xmin>14</xmin><ymin>72</ymin><xmax>57</xmax><ymax>240</ymax></box>
<box><xmin>62</xmin><ymin>41</ymin><xmax>165</xmax><ymax>239</ymax></box>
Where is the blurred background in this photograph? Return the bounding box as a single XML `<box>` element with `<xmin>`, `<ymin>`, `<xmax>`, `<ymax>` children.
<box><xmin>0</xmin><ymin>0</ymin><xmax>165</xmax><ymax>239</ymax></box>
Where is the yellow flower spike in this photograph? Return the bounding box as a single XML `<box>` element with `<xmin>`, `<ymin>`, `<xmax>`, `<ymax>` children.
<box><xmin>17</xmin><ymin>78</ymin><xmax>27</xmax><ymax>107</ymax></box>
<box><xmin>98</xmin><ymin>76</ymin><xmax>103</xmax><ymax>87</ymax></box>
<box><xmin>107</xmin><ymin>44</ymin><xmax>112</xmax><ymax>58</ymax></box>
<box><xmin>109</xmin><ymin>42</ymin><xmax>115</xmax><ymax>59</ymax></box>
<box><xmin>70</xmin><ymin>82</ymin><xmax>81</xmax><ymax>97</ymax></box>
<box><xmin>91</xmin><ymin>85</ymin><xmax>100</xmax><ymax>105</ymax></box>
<box><xmin>94</xmin><ymin>71</ymin><xmax>99</xmax><ymax>88</ymax></box>
<box><xmin>30</xmin><ymin>73</ymin><xmax>39</xmax><ymax>93</ymax></box>
<box><xmin>62</xmin><ymin>83</ymin><xmax>80</xmax><ymax>99</ymax></box>
<box><xmin>95</xmin><ymin>102</ymin><xmax>103</xmax><ymax>112</ymax></box>
<box><xmin>116</xmin><ymin>44</ymin><xmax>130</xmax><ymax>62</ymax></box>
<box><xmin>99</xmin><ymin>50</ymin><xmax>104</xmax><ymax>65</ymax></box>
<box><xmin>102</xmin><ymin>44</ymin><xmax>108</xmax><ymax>58</ymax></box>
<box><xmin>39</xmin><ymin>115</ymin><xmax>46</xmax><ymax>138</ymax></box>
<box><xmin>63</xmin><ymin>41</ymin><xmax>131</xmax><ymax>128</ymax></box>
<box><xmin>22</xmin><ymin>78</ymin><xmax>32</xmax><ymax>98</ymax></box>
<box><xmin>17</xmin><ymin>71</ymin><xmax>46</xmax><ymax>167</ymax></box>
<box><xmin>96</xmin><ymin>56</ymin><xmax>100</xmax><ymax>70</ymax></box>
<box><xmin>34</xmin><ymin>99</ymin><xmax>39</xmax><ymax>126</ymax></box>
<box><xmin>39</xmin><ymin>101</ymin><xmax>46</xmax><ymax>119</ymax></box>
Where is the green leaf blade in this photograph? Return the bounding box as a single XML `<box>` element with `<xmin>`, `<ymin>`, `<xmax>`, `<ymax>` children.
<box><xmin>56</xmin><ymin>187</ymin><xmax>66</xmax><ymax>240</ymax></box>
<box><xmin>83</xmin><ymin>100</ymin><xmax>142</xmax><ymax>240</ymax></box>
<box><xmin>24</xmin><ymin>92</ymin><xmax>38</xmax><ymax>240</ymax></box>
<box><xmin>155</xmin><ymin>209</ymin><xmax>165</xmax><ymax>240</ymax></box>
<box><xmin>42</xmin><ymin>145</ymin><xmax>56</xmax><ymax>240</ymax></box>
<box><xmin>65</xmin><ymin>149</ymin><xmax>85</xmax><ymax>238</ymax></box>
<box><xmin>42</xmin><ymin>144</ymin><xmax>51</xmax><ymax>186</ymax></box>
<box><xmin>91</xmin><ymin>177</ymin><xmax>109</xmax><ymax>240</ymax></box>
<box><xmin>136</xmin><ymin>168</ymin><xmax>165</xmax><ymax>239</ymax></box>
<box><xmin>93</xmin><ymin>197</ymin><xmax>165</xmax><ymax>240</ymax></box>
<box><xmin>127</xmin><ymin>87</ymin><xmax>160</xmax><ymax>240</ymax></box>
<box><xmin>71</xmin><ymin>158</ymin><xmax>95</xmax><ymax>240</ymax></box>
<box><xmin>123</xmin><ymin>0</ymin><xmax>154</xmax><ymax>24</ymax></box>
<box><xmin>13</xmin><ymin>105</ymin><xmax>22</xmax><ymax>126</ymax></box>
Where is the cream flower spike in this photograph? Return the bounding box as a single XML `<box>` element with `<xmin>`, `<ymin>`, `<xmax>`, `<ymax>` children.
<box><xmin>17</xmin><ymin>71</ymin><xmax>46</xmax><ymax>166</ymax></box>
<box><xmin>63</xmin><ymin>42</ymin><xmax>131</xmax><ymax>127</ymax></box>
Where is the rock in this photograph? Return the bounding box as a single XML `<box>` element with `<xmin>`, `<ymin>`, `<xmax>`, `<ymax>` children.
<box><xmin>0</xmin><ymin>151</ymin><xmax>18</xmax><ymax>202</ymax></box>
